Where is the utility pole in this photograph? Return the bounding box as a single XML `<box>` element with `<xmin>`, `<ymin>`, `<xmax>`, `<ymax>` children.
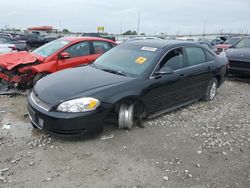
<box><xmin>202</xmin><ymin>20</ymin><xmax>206</xmax><ymax>39</ymax></box>
<box><xmin>120</xmin><ymin>21</ymin><xmax>123</xmax><ymax>35</ymax></box>
<box><xmin>137</xmin><ymin>10</ymin><xmax>140</xmax><ymax>35</ymax></box>
<box><xmin>59</xmin><ymin>20</ymin><xmax>62</xmax><ymax>30</ymax></box>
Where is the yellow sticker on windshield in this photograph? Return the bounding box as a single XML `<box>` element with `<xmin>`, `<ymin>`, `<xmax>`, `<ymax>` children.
<box><xmin>135</xmin><ymin>57</ymin><xmax>147</xmax><ymax>64</ymax></box>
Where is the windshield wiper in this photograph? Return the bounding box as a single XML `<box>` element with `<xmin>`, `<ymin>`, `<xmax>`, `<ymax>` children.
<box><xmin>101</xmin><ymin>68</ymin><xmax>127</xmax><ymax>76</ymax></box>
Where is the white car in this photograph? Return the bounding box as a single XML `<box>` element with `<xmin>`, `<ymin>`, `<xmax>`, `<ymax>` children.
<box><xmin>0</xmin><ymin>42</ymin><xmax>16</xmax><ymax>53</ymax></box>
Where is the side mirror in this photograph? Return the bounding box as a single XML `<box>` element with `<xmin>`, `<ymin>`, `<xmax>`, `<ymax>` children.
<box><xmin>59</xmin><ymin>52</ymin><xmax>70</xmax><ymax>59</ymax></box>
<box><xmin>155</xmin><ymin>66</ymin><xmax>173</xmax><ymax>76</ymax></box>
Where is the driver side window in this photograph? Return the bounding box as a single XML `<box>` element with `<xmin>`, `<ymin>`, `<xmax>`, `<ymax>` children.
<box><xmin>159</xmin><ymin>48</ymin><xmax>184</xmax><ymax>71</ymax></box>
<box><xmin>64</xmin><ymin>42</ymin><xmax>90</xmax><ymax>58</ymax></box>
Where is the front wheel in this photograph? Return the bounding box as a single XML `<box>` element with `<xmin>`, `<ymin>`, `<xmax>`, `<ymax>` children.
<box><xmin>204</xmin><ymin>78</ymin><xmax>218</xmax><ymax>101</ymax></box>
<box><xmin>118</xmin><ymin>104</ymin><xmax>134</xmax><ymax>130</ymax></box>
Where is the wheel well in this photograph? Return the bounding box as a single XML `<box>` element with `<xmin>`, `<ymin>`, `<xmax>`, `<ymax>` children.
<box><xmin>113</xmin><ymin>97</ymin><xmax>147</xmax><ymax>118</ymax></box>
<box><xmin>215</xmin><ymin>75</ymin><xmax>222</xmax><ymax>87</ymax></box>
<box><xmin>32</xmin><ymin>72</ymin><xmax>50</xmax><ymax>86</ymax></box>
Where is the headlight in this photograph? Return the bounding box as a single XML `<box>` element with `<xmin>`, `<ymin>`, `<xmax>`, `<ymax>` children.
<box><xmin>57</xmin><ymin>97</ymin><xmax>100</xmax><ymax>112</ymax></box>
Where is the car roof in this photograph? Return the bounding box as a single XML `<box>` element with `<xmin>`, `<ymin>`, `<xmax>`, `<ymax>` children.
<box><xmin>62</xmin><ymin>36</ymin><xmax>115</xmax><ymax>43</ymax></box>
<box><xmin>124</xmin><ymin>39</ymin><xmax>198</xmax><ymax>48</ymax></box>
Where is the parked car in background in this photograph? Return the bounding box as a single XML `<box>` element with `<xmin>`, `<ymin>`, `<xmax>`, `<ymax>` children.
<box><xmin>14</xmin><ymin>33</ymin><xmax>47</xmax><ymax>50</ymax></box>
<box><xmin>43</xmin><ymin>35</ymin><xmax>61</xmax><ymax>43</ymax></box>
<box><xmin>27</xmin><ymin>40</ymin><xmax>228</xmax><ymax>137</ymax></box>
<box><xmin>0</xmin><ymin>36</ymin><xmax>28</xmax><ymax>51</ymax></box>
<box><xmin>198</xmin><ymin>41</ymin><xmax>217</xmax><ymax>53</ymax></box>
<box><xmin>215</xmin><ymin>37</ymin><xmax>241</xmax><ymax>54</ymax></box>
<box><xmin>82</xmin><ymin>33</ymin><xmax>116</xmax><ymax>42</ymax></box>
<box><xmin>0</xmin><ymin>41</ymin><xmax>16</xmax><ymax>53</ymax></box>
<box><xmin>211</xmin><ymin>36</ymin><xmax>229</xmax><ymax>46</ymax></box>
<box><xmin>0</xmin><ymin>33</ymin><xmax>14</xmax><ymax>38</ymax></box>
<box><xmin>176</xmin><ymin>37</ymin><xmax>199</xmax><ymax>42</ymax></box>
<box><xmin>123</xmin><ymin>36</ymin><xmax>164</xmax><ymax>43</ymax></box>
<box><xmin>0</xmin><ymin>37</ymin><xmax>116</xmax><ymax>88</ymax></box>
<box><xmin>226</xmin><ymin>37</ymin><xmax>250</xmax><ymax>76</ymax></box>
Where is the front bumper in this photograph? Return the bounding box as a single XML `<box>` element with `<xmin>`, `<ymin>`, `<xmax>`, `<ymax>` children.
<box><xmin>0</xmin><ymin>67</ymin><xmax>33</xmax><ymax>87</ymax></box>
<box><xmin>27</xmin><ymin>94</ymin><xmax>113</xmax><ymax>137</ymax></box>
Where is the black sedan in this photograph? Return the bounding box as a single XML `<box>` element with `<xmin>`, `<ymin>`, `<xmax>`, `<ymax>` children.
<box><xmin>226</xmin><ymin>37</ymin><xmax>250</xmax><ymax>76</ymax></box>
<box><xmin>27</xmin><ymin>40</ymin><xmax>228</xmax><ymax>137</ymax></box>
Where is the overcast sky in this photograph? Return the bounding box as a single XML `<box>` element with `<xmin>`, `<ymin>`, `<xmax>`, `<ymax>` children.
<box><xmin>0</xmin><ymin>0</ymin><xmax>250</xmax><ymax>34</ymax></box>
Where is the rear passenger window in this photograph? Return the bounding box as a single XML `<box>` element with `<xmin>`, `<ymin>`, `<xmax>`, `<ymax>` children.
<box><xmin>160</xmin><ymin>48</ymin><xmax>184</xmax><ymax>70</ymax></box>
<box><xmin>186</xmin><ymin>47</ymin><xmax>206</xmax><ymax>66</ymax></box>
<box><xmin>206</xmin><ymin>51</ymin><xmax>215</xmax><ymax>61</ymax></box>
<box><xmin>93</xmin><ymin>41</ymin><xmax>112</xmax><ymax>54</ymax></box>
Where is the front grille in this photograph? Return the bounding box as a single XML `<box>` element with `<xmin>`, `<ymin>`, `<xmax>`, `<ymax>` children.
<box><xmin>229</xmin><ymin>61</ymin><xmax>250</xmax><ymax>69</ymax></box>
<box><xmin>31</xmin><ymin>92</ymin><xmax>51</xmax><ymax>111</ymax></box>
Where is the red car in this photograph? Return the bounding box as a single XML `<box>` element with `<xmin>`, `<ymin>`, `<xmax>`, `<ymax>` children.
<box><xmin>0</xmin><ymin>37</ymin><xmax>116</xmax><ymax>88</ymax></box>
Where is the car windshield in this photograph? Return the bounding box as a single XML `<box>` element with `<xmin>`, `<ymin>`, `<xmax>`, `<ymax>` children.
<box><xmin>234</xmin><ymin>38</ymin><xmax>250</xmax><ymax>48</ymax></box>
<box><xmin>33</xmin><ymin>39</ymin><xmax>70</xmax><ymax>57</ymax></box>
<box><xmin>224</xmin><ymin>38</ymin><xmax>239</xmax><ymax>44</ymax></box>
<box><xmin>93</xmin><ymin>44</ymin><xmax>160</xmax><ymax>77</ymax></box>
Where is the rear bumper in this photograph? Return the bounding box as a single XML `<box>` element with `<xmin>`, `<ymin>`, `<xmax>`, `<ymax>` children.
<box><xmin>228</xmin><ymin>67</ymin><xmax>250</xmax><ymax>76</ymax></box>
<box><xmin>228</xmin><ymin>61</ymin><xmax>250</xmax><ymax>75</ymax></box>
<box><xmin>27</xmin><ymin>94</ymin><xmax>113</xmax><ymax>137</ymax></box>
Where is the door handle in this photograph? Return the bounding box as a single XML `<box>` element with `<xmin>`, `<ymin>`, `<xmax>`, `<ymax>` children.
<box><xmin>180</xmin><ymin>74</ymin><xmax>185</xmax><ymax>77</ymax></box>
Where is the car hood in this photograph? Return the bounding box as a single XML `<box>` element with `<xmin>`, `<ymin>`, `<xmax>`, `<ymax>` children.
<box><xmin>0</xmin><ymin>51</ymin><xmax>44</xmax><ymax>70</ymax></box>
<box><xmin>34</xmin><ymin>66</ymin><xmax>135</xmax><ymax>105</ymax></box>
<box><xmin>226</xmin><ymin>48</ymin><xmax>250</xmax><ymax>62</ymax></box>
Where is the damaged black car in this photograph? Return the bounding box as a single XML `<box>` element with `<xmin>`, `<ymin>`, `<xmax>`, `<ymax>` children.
<box><xmin>27</xmin><ymin>40</ymin><xmax>228</xmax><ymax>137</ymax></box>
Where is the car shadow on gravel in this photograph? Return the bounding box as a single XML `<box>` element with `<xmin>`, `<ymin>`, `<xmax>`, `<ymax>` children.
<box><xmin>226</xmin><ymin>75</ymin><xmax>250</xmax><ymax>83</ymax></box>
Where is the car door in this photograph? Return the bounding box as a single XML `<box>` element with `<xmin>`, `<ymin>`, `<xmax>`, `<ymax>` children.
<box><xmin>182</xmin><ymin>46</ymin><xmax>215</xmax><ymax>100</ymax></box>
<box><xmin>143</xmin><ymin>47</ymin><xmax>189</xmax><ymax>114</ymax></box>
<box><xmin>57</xmin><ymin>41</ymin><xmax>96</xmax><ymax>71</ymax></box>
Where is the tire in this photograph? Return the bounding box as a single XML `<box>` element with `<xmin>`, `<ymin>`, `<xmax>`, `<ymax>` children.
<box><xmin>204</xmin><ymin>78</ymin><xmax>218</xmax><ymax>101</ymax></box>
<box><xmin>118</xmin><ymin>104</ymin><xmax>134</xmax><ymax>130</ymax></box>
<box><xmin>33</xmin><ymin>73</ymin><xmax>48</xmax><ymax>86</ymax></box>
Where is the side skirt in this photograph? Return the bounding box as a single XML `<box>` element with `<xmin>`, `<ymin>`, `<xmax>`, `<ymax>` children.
<box><xmin>147</xmin><ymin>98</ymin><xmax>200</xmax><ymax>119</ymax></box>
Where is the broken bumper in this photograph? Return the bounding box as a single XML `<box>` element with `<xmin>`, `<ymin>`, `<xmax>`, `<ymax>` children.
<box><xmin>0</xmin><ymin>70</ymin><xmax>33</xmax><ymax>87</ymax></box>
<box><xmin>27</xmin><ymin>94</ymin><xmax>112</xmax><ymax>137</ymax></box>
<box><xmin>0</xmin><ymin>72</ymin><xmax>22</xmax><ymax>83</ymax></box>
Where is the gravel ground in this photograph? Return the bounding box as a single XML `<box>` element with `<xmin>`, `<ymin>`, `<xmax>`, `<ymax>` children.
<box><xmin>0</xmin><ymin>78</ymin><xmax>250</xmax><ymax>188</ymax></box>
